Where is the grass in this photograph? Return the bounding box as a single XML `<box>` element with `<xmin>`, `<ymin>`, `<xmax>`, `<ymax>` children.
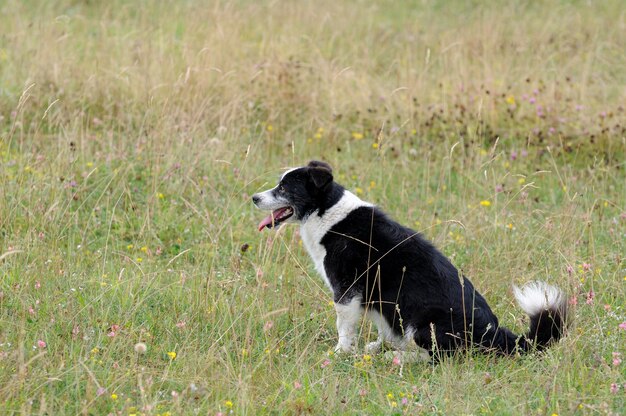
<box><xmin>0</xmin><ymin>0</ymin><xmax>625</xmax><ymax>414</ymax></box>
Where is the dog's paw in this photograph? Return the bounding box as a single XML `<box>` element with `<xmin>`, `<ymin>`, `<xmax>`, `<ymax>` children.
<box><xmin>364</xmin><ymin>340</ymin><xmax>382</xmax><ymax>353</ymax></box>
<box><xmin>334</xmin><ymin>341</ymin><xmax>355</xmax><ymax>354</ymax></box>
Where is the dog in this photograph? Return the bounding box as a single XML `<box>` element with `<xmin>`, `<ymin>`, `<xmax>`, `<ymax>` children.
<box><xmin>253</xmin><ymin>160</ymin><xmax>567</xmax><ymax>356</ymax></box>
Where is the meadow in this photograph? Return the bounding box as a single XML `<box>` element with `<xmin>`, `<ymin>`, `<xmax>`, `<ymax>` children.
<box><xmin>1</xmin><ymin>0</ymin><xmax>625</xmax><ymax>414</ymax></box>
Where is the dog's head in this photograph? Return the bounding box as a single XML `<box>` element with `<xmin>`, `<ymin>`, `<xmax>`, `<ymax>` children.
<box><xmin>252</xmin><ymin>161</ymin><xmax>334</xmax><ymax>231</ymax></box>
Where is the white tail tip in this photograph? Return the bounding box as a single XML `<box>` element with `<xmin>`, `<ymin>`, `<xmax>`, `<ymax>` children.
<box><xmin>513</xmin><ymin>281</ymin><xmax>565</xmax><ymax>317</ymax></box>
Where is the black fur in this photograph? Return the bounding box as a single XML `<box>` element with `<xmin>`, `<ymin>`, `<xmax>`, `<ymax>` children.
<box><xmin>324</xmin><ymin>205</ymin><xmax>564</xmax><ymax>355</ymax></box>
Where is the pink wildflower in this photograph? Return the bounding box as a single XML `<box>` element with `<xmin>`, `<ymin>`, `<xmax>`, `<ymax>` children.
<box><xmin>610</xmin><ymin>383</ymin><xmax>619</xmax><ymax>394</ymax></box>
<box><xmin>566</xmin><ymin>265</ymin><xmax>574</xmax><ymax>276</ymax></box>
<box><xmin>294</xmin><ymin>381</ymin><xmax>302</xmax><ymax>389</ymax></box>
<box><xmin>321</xmin><ymin>359</ymin><xmax>331</xmax><ymax>368</ymax></box>
<box><xmin>582</xmin><ymin>263</ymin><xmax>591</xmax><ymax>271</ymax></box>
<box><xmin>586</xmin><ymin>290</ymin><xmax>595</xmax><ymax>305</ymax></box>
<box><xmin>37</xmin><ymin>340</ymin><xmax>46</xmax><ymax>349</ymax></box>
<box><xmin>392</xmin><ymin>355</ymin><xmax>401</xmax><ymax>366</ymax></box>
<box><xmin>612</xmin><ymin>352</ymin><xmax>621</xmax><ymax>367</ymax></box>
<box><xmin>35</xmin><ymin>281</ymin><xmax>41</xmax><ymax>289</ymax></box>
<box><xmin>568</xmin><ymin>295</ymin><xmax>578</xmax><ymax>306</ymax></box>
<box><xmin>401</xmin><ymin>397</ymin><xmax>408</xmax><ymax>405</ymax></box>
<box><xmin>619</xmin><ymin>322</ymin><xmax>626</xmax><ymax>330</ymax></box>
<box><xmin>108</xmin><ymin>324</ymin><xmax>120</xmax><ymax>337</ymax></box>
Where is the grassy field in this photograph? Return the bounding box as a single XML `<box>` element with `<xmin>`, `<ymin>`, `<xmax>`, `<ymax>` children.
<box><xmin>1</xmin><ymin>0</ymin><xmax>625</xmax><ymax>414</ymax></box>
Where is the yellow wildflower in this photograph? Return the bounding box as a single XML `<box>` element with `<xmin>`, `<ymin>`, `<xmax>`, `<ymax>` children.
<box><xmin>167</xmin><ymin>351</ymin><xmax>177</xmax><ymax>360</ymax></box>
<box><xmin>480</xmin><ymin>200</ymin><xmax>491</xmax><ymax>207</ymax></box>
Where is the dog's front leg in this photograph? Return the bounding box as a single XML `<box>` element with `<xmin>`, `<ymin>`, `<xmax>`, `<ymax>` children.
<box><xmin>334</xmin><ymin>296</ymin><xmax>362</xmax><ymax>353</ymax></box>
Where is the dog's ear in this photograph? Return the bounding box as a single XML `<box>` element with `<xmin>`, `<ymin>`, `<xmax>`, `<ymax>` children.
<box><xmin>308</xmin><ymin>163</ymin><xmax>333</xmax><ymax>190</ymax></box>
<box><xmin>307</xmin><ymin>160</ymin><xmax>332</xmax><ymax>174</ymax></box>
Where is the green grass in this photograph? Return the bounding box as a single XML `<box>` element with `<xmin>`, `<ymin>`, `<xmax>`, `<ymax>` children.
<box><xmin>1</xmin><ymin>0</ymin><xmax>625</xmax><ymax>414</ymax></box>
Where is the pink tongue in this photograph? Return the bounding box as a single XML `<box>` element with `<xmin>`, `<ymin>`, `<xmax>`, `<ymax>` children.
<box><xmin>257</xmin><ymin>207</ymin><xmax>288</xmax><ymax>231</ymax></box>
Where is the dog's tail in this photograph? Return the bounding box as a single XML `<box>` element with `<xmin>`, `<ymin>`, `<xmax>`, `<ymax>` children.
<box><xmin>483</xmin><ymin>281</ymin><xmax>567</xmax><ymax>354</ymax></box>
<box><xmin>512</xmin><ymin>281</ymin><xmax>567</xmax><ymax>352</ymax></box>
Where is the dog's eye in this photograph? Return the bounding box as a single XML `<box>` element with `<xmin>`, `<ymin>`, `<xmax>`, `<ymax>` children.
<box><xmin>278</xmin><ymin>185</ymin><xmax>286</xmax><ymax>193</ymax></box>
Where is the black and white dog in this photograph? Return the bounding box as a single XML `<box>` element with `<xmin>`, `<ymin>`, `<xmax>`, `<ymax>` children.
<box><xmin>253</xmin><ymin>161</ymin><xmax>567</xmax><ymax>356</ymax></box>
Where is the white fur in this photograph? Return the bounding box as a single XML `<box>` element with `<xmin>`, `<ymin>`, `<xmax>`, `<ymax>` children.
<box><xmin>513</xmin><ymin>281</ymin><xmax>565</xmax><ymax>317</ymax></box>
<box><xmin>334</xmin><ymin>296</ymin><xmax>363</xmax><ymax>353</ymax></box>
<box><xmin>254</xmin><ymin>187</ymin><xmax>289</xmax><ymax>210</ymax></box>
<box><xmin>300</xmin><ymin>190</ymin><xmax>373</xmax><ymax>291</ymax></box>
<box><xmin>254</xmin><ymin>167</ymin><xmax>299</xmax><ymax>209</ymax></box>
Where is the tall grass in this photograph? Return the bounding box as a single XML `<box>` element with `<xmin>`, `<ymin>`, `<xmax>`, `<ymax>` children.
<box><xmin>1</xmin><ymin>0</ymin><xmax>625</xmax><ymax>414</ymax></box>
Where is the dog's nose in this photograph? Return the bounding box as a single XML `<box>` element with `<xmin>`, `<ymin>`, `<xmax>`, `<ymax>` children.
<box><xmin>252</xmin><ymin>194</ymin><xmax>261</xmax><ymax>205</ymax></box>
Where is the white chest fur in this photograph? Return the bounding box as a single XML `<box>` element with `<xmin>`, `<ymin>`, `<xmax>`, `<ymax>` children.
<box><xmin>299</xmin><ymin>191</ymin><xmax>373</xmax><ymax>293</ymax></box>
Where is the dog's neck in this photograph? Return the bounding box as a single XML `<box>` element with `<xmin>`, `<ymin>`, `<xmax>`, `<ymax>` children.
<box><xmin>300</xmin><ymin>186</ymin><xmax>374</xmax><ymax>228</ymax></box>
